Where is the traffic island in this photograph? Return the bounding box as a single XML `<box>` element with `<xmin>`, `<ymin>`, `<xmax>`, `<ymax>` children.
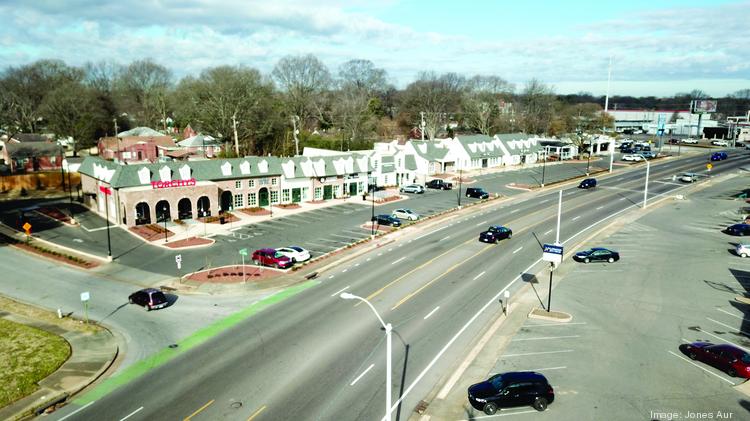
<box><xmin>163</xmin><ymin>236</ymin><xmax>214</xmax><ymax>249</ymax></box>
<box><xmin>128</xmin><ymin>224</ymin><xmax>175</xmax><ymax>242</ymax></box>
<box><xmin>183</xmin><ymin>265</ymin><xmax>287</xmax><ymax>284</ymax></box>
<box><xmin>527</xmin><ymin>307</ymin><xmax>572</xmax><ymax>322</ymax></box>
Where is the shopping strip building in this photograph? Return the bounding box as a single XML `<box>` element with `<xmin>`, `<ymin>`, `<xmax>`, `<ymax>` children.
<box><xmin>78</xmin><ymin>155</ymin><xmax>371</xmax><ymax>227</ymax></box>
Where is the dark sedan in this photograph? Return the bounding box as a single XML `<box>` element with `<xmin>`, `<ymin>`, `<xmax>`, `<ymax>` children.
<box><xmin>681</xmin><ymin>342</ymin><xmax>750</xmax><ymax>378</ymax></box>
<box><xmin>128</xmin><ymin>288</ymin><xmax>168</xmax><ymax>311</ymax></box>
<box><xmin>372</xmin><ymin>214</ymin><xmax>402</xmax><ymax>227</ymax></box>
<box><xmin>573</xmin><ymin>247</ymin><xmax>620</xmax><ymax>263</ymax></box>
<box><xmin>725</xmin><ymin>224</ymin><xmax>750</xmax><ymax>236</ymax></box>
<box><xmin>479</xmin><ymin>226</ymin><xmax>512</xmax><ymax>243</ymax></box>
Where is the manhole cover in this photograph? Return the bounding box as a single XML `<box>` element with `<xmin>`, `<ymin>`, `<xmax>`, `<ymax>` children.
<box><xmin>230</xmin><ymin>401</ymin><xmax>243</xmax><ymax>409</ymax></box>
<box><xmin>168</xmin><ymin>344</ymin><xmax>179</xmax><ymax>349</ymax></box>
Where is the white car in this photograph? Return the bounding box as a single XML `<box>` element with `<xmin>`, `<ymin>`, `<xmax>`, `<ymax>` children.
<box><xmin>711</xmin><ymin>140</ymin><xmax>729</xmax><ymax>147</ymax></box>
<box><xmin>622</xmin><ymin>154</ymin><xmax>644</xmax><ymax>162</ymax></box>
<box><xmin>681</xmin><ymin>138</ymin><xmax>698</xmax><ymax>144</ymax></box>
<box><xmin>400</xmin><ymin>184</ymin><xmax>425</xmax><ymax>194</ymax></box>
<box><xmin>736</xmin><ymin>243</ymin><xmax>750</xmax><ymax>258</ymax></box>
<box><xmin>275</xmin><ymin>246</ymin><xmax>311</xmax><ymax>263</ymax></box>
<box><xmin>392</xmin><ymin>208</ymin><xmax>420</xmax><ymax>221</ymax></box>
<box><xmin>680</xmin><ymin>173</ymin><xmax>698</xmax><ymax>183</ymax></box>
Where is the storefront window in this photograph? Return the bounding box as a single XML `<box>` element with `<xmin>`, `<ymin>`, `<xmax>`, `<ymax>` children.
<box><xmin>234</xmin><ymin>193</ymin><xmax>244</xmax><ymax>208</ymax></box>
<box><xmin>270</xmin><ymin>190</ymin><xmax>279</xmax><ymax>204</ymax></box>
<box><xmin>248</xmin><ymin>193</ymin><xmax>257</xmax><ymax>206</ymax></box>
<box><xmin>302</xmin><ymin>187</ymin><xmax>310</xmax><ymax>200</ymax></box>
<box><xmin>235</xmin><ymin>180</ymin><xmax>242</xmax><ymax>189</ymax></box>
<box><xmin>333</xmin><ymin>185</ymin><xmax>340</xmax><ymax>198</ymax></box>
<box><xmin>271</xmin><ymin>177</ymin><xmax>278</xmax><ymax>185</ymax></box>
<box><xmin>357</xmin><ymin>182</ymin><xmax>364</xmax><ymax>194</ymax></box>
<box><xmin>314</xmin><ymin>187</ymin><xmax>322</xmax><ymax>200</ymax></box>
<box><xmin>282</xmin><ymin>189</ymin><xmax>290</xmax><ymax>203</ymax></box>
<box><xmin>260</xmin><ymin>177</ymin><xmax>269</xmax><ymax>185</ymax></box>
<box><xmin>248</xmin><ymin>179</ymin><xmax>255</xmax><ymax>188</ymax></box>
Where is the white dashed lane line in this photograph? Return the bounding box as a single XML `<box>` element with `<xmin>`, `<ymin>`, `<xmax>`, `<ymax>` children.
<box><xmin>331</xmin><ymin>286</ymin><xmax>349</xmax><ymax>297</ymax></box>
<box><xmin>571</xmin><ymin>215</ymin><xmax>581</xmax><ymax>221</ymax></box>
<box><xmin>473</xmin><ymin>271</ymin><xmax>485</xmax><ymax>281</ymax></box>
<box><xmin>391</xmin><ymin>257</ymin><xmax>406</xmax><ymax>265</ymax></box>
<box><xmin>512</xmin><ymin>247</ymin><xmax>523</xmax><ymax>254</ymax></box>
<box><xmin>424</xmin><ymin>306</ymin><xmax>440</xmax><ymax>320</ymax></box>
<box><xmin>350</xmin><ymin>364</ymin><xmax>374</xmax><ymax>386</ymax></box>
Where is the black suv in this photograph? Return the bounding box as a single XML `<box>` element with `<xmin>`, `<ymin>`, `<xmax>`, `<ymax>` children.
<box><xmin>479</xmin><ymin>226</ymin><xmax>512</xmax><ymax>243</ymax></box>
<box><xmin>578</xmin><ymin>178</ymin><xmax>597</xmax><ymax>189</ymax></box>
<box><xmin>371</xmin><ymin>214</ymin><xmax>402</xmax><ymax>227</ymax></box>
<box><xmin>466</xmin><ymin>187</ymin><xmax>490</xmax><ymax>199</ymax></box>
<box><xmin>426</xmin><ymin>179</ymin><xmax>453</xmax><ymax>190</ymax></box>
<box><xmin>129</xmin><ymin>288</ymin><xmax>168</xmax><ymax>311</ymax></box>
<box><xmin>468</xmin><ymin>371</ymin><xmax>554</xmax><ymax>415</ymax></box>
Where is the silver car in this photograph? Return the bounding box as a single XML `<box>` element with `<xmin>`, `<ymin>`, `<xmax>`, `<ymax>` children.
<box><xmin>392</xmin><ymin>208</ymin><xmax>420</xmax><ymax>221</ymax></box>
<box><xmin>680</xmin><ymin>173</ymin><xmax>698</xmax><ymax>183</ymax></box>
<box><xmin>736</xmin><ymin>243</ymin><xmax>750</xmax><ymax>258</ymax></box>
<box><xmin>400</xmin><ymin>184</ymin><xmax>425</xmax><ymax>194</ymax></box>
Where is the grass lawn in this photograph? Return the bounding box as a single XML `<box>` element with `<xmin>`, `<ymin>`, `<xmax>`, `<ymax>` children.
<box><xmin>0</xmin><ymin>319</ymin><xmax>71</xmax><ymax>408</ymax></box>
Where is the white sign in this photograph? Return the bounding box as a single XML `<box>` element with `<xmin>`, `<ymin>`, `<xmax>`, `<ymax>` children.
<box><xmin>542</xmin><ymin>244</ymin><xmax>563</xmax><ymax>264</ymax></box>
<box><xmin>175</xmin><ymin>254</ymin><xmax>182</xmax><ymax>263</ymax></box>
<box><xmin>177</xmin><ymin>261</ymin><xmax>182</xmax><ymax>270</ymax></box>
<box><xmin>80</xmin><ymin>291</ymin><xmax>90</xmax><ymax>302</ymax></box>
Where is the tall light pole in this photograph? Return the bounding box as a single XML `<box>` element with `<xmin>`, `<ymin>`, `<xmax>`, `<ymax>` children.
<box><xmin>371</xmin><ymin>184</ymin><xmax>376</xmax><ymax>237</ymax></box>
<box><xmin>637</xmin><ymin>154</ymin><xmax>650</xmax><ymax>209</ymax></box>
<box><xmin>457</xmin><ymin>164</ymin><xmax>463</xmax><ymax>207</ymax></box>
<box><xmin>340</xmin><ymin>293</ymin><xmax>392</xmax><ymax>421</ymax></box>
<box><xmin>541</xmin><ymin>146</ymin><xmax>548</xmax><ymax>187</ymax></box>
<box><xmin>604</xmin><ymin>56</ymin><xmax>614</xmax><ymax>173</ymax></box>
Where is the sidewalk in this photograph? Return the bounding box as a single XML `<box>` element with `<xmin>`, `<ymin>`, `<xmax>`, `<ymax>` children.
<box><xmin>0</xmin><ymin>309</ymin><xmax>117</xmax><ymax>421</ymax></box>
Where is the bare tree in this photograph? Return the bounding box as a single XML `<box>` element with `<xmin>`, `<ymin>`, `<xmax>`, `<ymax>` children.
<box><xmin>41</xmin><ymin>81</ymin><xmax>104</xmax><ymax>155</ymax></box>
<box><xmin>518</xmin><ymin>79</ymin><xmax>556</xmax><ymax>135</ymax></box>
<box><xmin>731</xmin><ymin>89</ymin><xmax>750</xmax><ymax>100</ymax></box>
<box><xmin>114</xmin><ymin>59</ymin><xmax>172</xmax><ymax>128</ymax></box>
<box><xmin>463</xmin><ymin>75</ymin><xmax>515</xmax><ymax>135</ymax></box>
<box><xmin>272</xmin><ymin>54</ymin><xmax>332</xmax><ymax>131</ymax></box>
<box><xmin>332</xmin><ymin>59</ymin><xmax>388</xmax><ymax>144</ymax></box>
<box><xmin>402</xmin><ymin>72</ymin><xmax>466</xmax><ymax>139</ymax></box>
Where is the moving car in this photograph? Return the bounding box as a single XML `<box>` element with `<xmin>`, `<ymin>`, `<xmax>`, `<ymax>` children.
<box><xmin>573</xmin><ymin>247</ymin><xmax>620</xmax><ymax>263</ymax></box>
<box><xmin>400</xmin><ymin>184</ymin><xmax>425</xmax><ymax>194</ymax></box>
<box><xmin>129</xmin><ymin>288</ymin><xmax>168</xmax><ymax>311</ymax></box>
<box><xmin>711</xmin><ymin>140</ymin><xmax>729</xmax><ymax>147</ymax></box>
<box><xmin>392</xmin><ymin>208</ymin><xmax>419</xmax><ymax>221</ymax></box>
<box><xmin>468</xmin><ymin>371</ymin><xmax>554</xmax><ymax>415</ymax></box>
<box><xmin>479</xmin><ymin>225</ymin><xmax>512</xmax><ymax>243</ymax></box>
<box><xmin>252</xmin><ymin>248</ymin><xmax>293</xmax><ymax>269</ymax></box>
<box><xmin>275</xmin><ymin>246</ymin><xmax>311</xmax><ymax>263</ymax></box>
<box><xmin>578</xmin><ymin>178</ymin><xmax>597</xmax><ymax>189</ymax></box>
<box><xmin>622</xmin><ymin>154</ymin><xmax>644</xmax><ymax>162</ymax></box>
<box><xmin>679</xmin><ymin>173</ymin><xmax>699</xmax><ymax>183</ymax></box>
<box><xmin>372</xmin><ymin>214</ymin><xmax>402</xmax><ymax>227</ymax></box>
<box><xmin>681</xmin><ymin>138</ymin><xmax>699</xmax><ymax>144</ymax></box>
<box><xmin>735</xmin><ymin>243</ymin><xmax>750</xmax><ymax>258</ymax></box>
<box><xmin>682</xmin><ymin>342</ymin><xmax>750</xmax><ymax>378</ymax></box>
<box><xmin>466</xmin><ymin>187</ymin><xmax>490</xmax><ymax>199</ymax></box>
<box><xmin>668</xmin><ymin>138</ymin><xmax>680</xmax><ymax>144</ymax></box>
<box><xmin>710</xmin><ymin>151</ymin><xmax>727</xmax><ymax>161</ymax></box>
<box><xmin>426</xmin><ymin>179</ymin><xmax>453</xmax><ymax>190</ymax></box>
<box><xmin>725</xmin><ymin>224</ymin><xmax>750</xmax><ymax>236</ymax></box>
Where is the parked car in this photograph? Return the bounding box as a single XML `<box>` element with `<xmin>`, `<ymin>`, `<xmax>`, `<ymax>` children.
<box><xmin>735</xmin><ymin>243</ymin><xmax>750</xmax><ymax>258</ymax></box>
<box><xmin>252</xmin><ymin>248</ymin><xmax>293</xmax><ymax>269</ymax></box>
<box><xmin>682</xmin><ymin>342</ymin><xmax>750</xmax><ymax>378</ymax></box>
<box><xmin>400</xmin><ymin>184</ymin><xmax>425</xmax><ymax>194</ymax></box>
<box><xmin>669</xmin><ymin>138</ymin><xmax>681</xmax><ymax>144</ymax></box>
<box><xmin>128</xmin><ymin>288</ymin><xmax>168</xmax><ymax>311</ymax></box>
<box><xmin>466</xmin><ymin>187</ymin><xmax>490</xmax><ymax>199</ymax></box>
<box><xmin>710</xmin><ymin>151</ymin><xmax>728</xmax><ymax>161</ymax></box>
<box><xmin>620</xmin><ymin>146</ymin><xmax>634</xmax><ymax>154</ymax></box>
<box><xmin>640</xmin><ymin>151</ymin><xmax>657</xmax><ymax>159</ymax></box>
<box><xmin>573</xmin><ymin>247</ymin><xmax>620</xmax><ymax>263</ymax></box>
<box><xmin>578</xmin><ymin>178</ymin><xmax>597</xmax><ymax>189</ymax></box>
<box><xmin>679</xmin><ymin>173</ymin><xmax>699</xmax><ymax>183</ymax></box>
<box><xmin>725</xmin><ymin>224</ymin><xmax>750</xmax><ymax>236</ymax></box>
<box><xmin>426</xmin><ymin>179</ymin><xmax>453</xmax><ymax>190</ymax></box>
<box><xmin>622</xmin><ymin>154</ymin><xmax>644</xmax><ymax>162</ymax></box>
<box><xmin>711</xmin><ymin>140</ymin><xmax>729</xmax><ymax>147</ymax></box>
<box><xmin>468</xmin><ymin>371</ymin><xmax>555</xmax><ymax>415</ymax></box>
<box><xmin>275</xmin><ymin>246</ymin><xmax>311</xmax><ymax>263</ymax></box>
<box><xmin>682</xmin><ymin>138</ymin><xmax>699</xmax><ymax>144</ymax></box>
<box><xmin>372</xmin><ymin>214</ymin><xmax>402</xmax><ymax>227</ymax></box>
<box><xmin>392</xmin><ymin>208</ymin><xmax>420</xmax><ymax>221</ymax></box>
<box><xmin>479</xmin><ymin>225</ymin><xmax>512</xmax><ymax>243</ymax></box>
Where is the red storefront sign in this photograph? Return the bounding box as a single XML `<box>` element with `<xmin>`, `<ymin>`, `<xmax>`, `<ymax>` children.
<box><xmin>99</xmin><ymin>185</ymin><xmax>112</xmax><ymax>195</ymax></box>
<box><xmin>150</xmin><ymin>178</ymin><xmax>197</xmax><ymax>189</ymax></box>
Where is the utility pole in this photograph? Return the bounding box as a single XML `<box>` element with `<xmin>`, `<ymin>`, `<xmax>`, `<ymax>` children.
<box><xmin>420</xmin><ymin>112</ymin><xmax>426</xmax><ymax>141</ymax></box>
<box><xmin>605</xmin><ymin>57</ymin><xmax>614</xmax><ymax>173</ymax></box>
<box><xmin>232</xmin><ymin>112</ymin><xmax>240</xmax><ymax>157</ymax></box>
<box><xmin>292</xmin><ymin>115</ymin><xmax>300</xmax><ymax>156</ymax></box>
<box><xmin>113</xmin><ymin>118</ymin><xmax>120</xmax><ymax>162</ymax></box>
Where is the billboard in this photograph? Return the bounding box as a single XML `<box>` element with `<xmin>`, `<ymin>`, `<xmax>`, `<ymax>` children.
<box><xmin>692</xmin><ymin>100</ymin><xmax>717</xmax><ymax>113</ymax></box>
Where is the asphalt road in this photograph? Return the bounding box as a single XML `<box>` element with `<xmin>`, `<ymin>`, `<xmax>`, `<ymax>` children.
<box><xmin>49</xmin><ymin>150</ymin><xmax>750</xmax><ymax>421</ymax></box>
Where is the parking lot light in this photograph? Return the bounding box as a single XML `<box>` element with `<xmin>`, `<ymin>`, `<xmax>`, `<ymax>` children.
<box><xmin>637</xmin><ymin>154</ymin><xmax>650</xmax><ymax>209</ymax></box>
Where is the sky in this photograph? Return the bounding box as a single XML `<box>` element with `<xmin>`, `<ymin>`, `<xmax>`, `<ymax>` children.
<box><xmin>0</xmin><ymin>0</ymin><xmax>748</xmax><ymax>97</ymax></box>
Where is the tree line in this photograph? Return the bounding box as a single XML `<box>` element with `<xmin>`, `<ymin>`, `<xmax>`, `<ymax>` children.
<box><xmin>1</xmin><ymin>57</ymin><xmax>748</xmax><ymax>157</ymax></box>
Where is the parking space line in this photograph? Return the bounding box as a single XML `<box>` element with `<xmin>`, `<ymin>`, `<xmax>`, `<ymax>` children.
<box><xmin>330</xmin><ymin>234</ymin><xmax>356</xmax><ymax>239</ymax></box>
<box><xmin>502</xmin><ymin>349</ymin><xmax>574</xmax><ymax>357</ymax></box>
<box><xmin>667</xmin><ymin>350</ymin><xmax>735</xmax><ymax>384</ymax></box>
<box><xmin>706</xmin><ymin>317</ymin><xmax>750</xmax><ymax>337</ymax></box>
<box><xmin>514</xmin><ymin>366</ymin><xmax>567</xmax><ymax>372</ymax></box>
<box><xmin>522</xmin><ymin>322</ymin><xmax>587</xmax><ymax>327</ymax></box>
<box><xmin>424</xmin><ymin>306</ymin><xmax>440</xmax><ymax>320</ymax></box>
<box><xmin>473</xmin><ymin>271</ymin><xmax>485</xmax><ymax>281</ymax></box>
<box><xmin>246</xmin><ymin>405</ymin><xmax>266</xmax><ymax>421</ymax></box>
<box><xmin>512</xmin><ymin>247</ymin><xmax>523</xmax><ymax>254</ymax></box>
<box><xmin>392</xmin><ymin>257</ymin><xmax>406</xmax><ymax>265</ymax></box>
<box><xmin>512</xmin><ymin>335</ymin><xmax>580</xmax><ymax>341</ymax></box>
<box><xmin>717</xmin><ymin>308</ymin><xmax>743</xmax><ymax>319</ymax></box>
<box><xmin>697</xmin><ymin>328</ymin><xmax>750</xmax><ymax>353</ymax></box>
<box><xmin>350</xmin><ymin>364</ymin><xmax>374</xmax><ymax>386</ymax></box>
<box><xmin>331</xmin><ymin>286</ymin><xmax>350</xmax><ymax>297</ymax></box>
<box><xmin>468</xmin><ymin>409</ymin><xmax>538</xmax><ymax>418</ymax></box>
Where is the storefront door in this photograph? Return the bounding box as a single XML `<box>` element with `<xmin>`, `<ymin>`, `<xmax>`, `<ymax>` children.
<box><xmin>349</xmin><ymin>182</ymin><xmax>357</xmax><ymax>196</ymax></box>
<box><xmin>292</xmin><ymin>188</ymin><xmax>301</xmax><ymax>203</ymax></box>
<box><xmin>259</xmin><ymin>188</ymin><xmax>269</xmax><ymax>206</ymax></box>
<box><xmin>323</xmin><ymin>185</ymin><xmax>333</xmax><ymax>200</ymax></box>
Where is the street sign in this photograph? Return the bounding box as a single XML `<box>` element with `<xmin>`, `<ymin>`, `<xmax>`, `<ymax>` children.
<box><xmin>706</xmin><ymin>163</ymin><xmax>713</xmax><ymax>171</ymax></box>
<box><xmin>542</xmin><ymin>243</ymin><xmax>563</xmax><ymax>264</ymax></box>
<box><xmin>22</xmin><ymin>222</ymin><xmax>31</xmax><ymax>235</ymax></box>
<box><xmin>80</xmin><ymin>291</ymin><xmax>90</xmax><ymax>302</ymax></box>
<box><xmin>239</xmin><ymin>248</ymin><xmax>248</xmax><ymax>257</ymax></box>
<box><xmin>98</xmin><ymin>185</ymin><xmax>112</xmax><ymax>195</ymax></box>
<box><xmin>175</xmin><ymin>254</ymin><xmax>182</xmax><ymax>263</ymax></box>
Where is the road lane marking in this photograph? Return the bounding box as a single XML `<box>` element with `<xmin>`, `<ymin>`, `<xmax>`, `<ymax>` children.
<box><xmin>475</xmin><ymin>220</ymin><xmax>489</xmax><ymax>226</ymax></box>
<box><xmin>596</xmin><ymin>206</ymin><xmax>604</xmax><ymax>210</ymax></box>
<box><xmin>619</xmin><ymin>197</ymin><xmax>626</xmax><ymax>201</ymax></box>
<box><xmin>354</xmin><ymin>263</ymin><xmax>360</xmax><ymax>267</ymax></box>
<box><xmin>120</xmin><ymin>407</ymin><xmax>144</xmax><ymax>421</ymax></box>
<box><xmin>473</xmin><ymin>271</ymin><xmax>485</xmax><ymax>281</ymax></box>
<box><xmin>391</xmin><ymin>244</ymin><xmax>495</xmax><ymax>310</ymax></box>
<box><xmin>58</xmin><ymin>402</ymin><xmax>95</xmax><ymax>421</ymax></box>
<box><xmin>424</xmin><ymin>306</ymin><xmax>440</xmax><ymax>320</ymax></box>
<box><xmin>332</xmin><ymin>286</ymin><xmax>350</xmax><ymax>297</ymax></box>
<box><xmin>342</xmin><ymin>269</ymin><xmax>348</xmax><ymax>273</ymax></box>
<box><xmin>350</xmin><ymin>364</ymin><xmax>375</xmax><ymax>386</ymax></box>
<box><xmin>184</xmin><ymin>399</ymin><xmax>215</xmax><ymax>421</ymax></box>
<box><xmin>706</xmin><ymin>317</ymin><xmax>750</xmax><ymax>337</ymax></box>
<box><xmin>512</xmin><ymin>335</ymin><xmax>580</xmax><ymax>341</ymax></box>
<box><xmin>391</xmin><ymin>257</ymin><xmax>406</xmax><ymax>265</ymax></box>
<box><xmin>388</xmin><ymin>248</ymin><xmax>393</xmax><ymax>252</ymax></box>
<box><xmin>328</xmin><ymin>275</ymin><xmax>334</xmax><ymax>279</ymax></box>
<box><xmin>540</xmin><ymin>199</ymin><xmax>549</xmax><ymax>203</ymax></box>
<box><xmin>571</xmin><ymin>216</ymin><xmax>581</xmax><ymax>221</ymax></box>
<box><xmin>697</xmin><ymin>328</ymin><xmax>750</xmax><ymax>353</ymax></box>
<box><xmin>440</xmin><ymin>235</ymin><xmax>451</xmax><ymax>241</ymax></box>
<box><xmin>667</xmin><ymin>351</ymin><xmax>734</xmax><ymax>384</ymax></box>
<box><xmin>510</xmin><ymin>209</ymin><xmax>519</xmax><ymax>213</ymax></box>
<box><xmin>512</xmin><ymin>247</ymin><xmax>523</xmax><ymax>254</ymax></box>
<box><xmin>246</xmin><ymin>405</ymin><xmax>266</xmax><ymax>421</ymax></box>
<box><xmin>502</xmin><ymin>349</ymin><xmax>574</xmax><ymax>358</ymax></box>
<box><xmin>544</xmin><ymin>229</ymin><xmax>553</xmax><ymax>235</ymax></box>
<box><xmin>414</xmin><ymin>225</ymin><xmax>448</xmax><ymax>240</ymax></box>
<box><xmin>378</xmin><ymin>253</ymin><xmax>383</xmax><ymax>256</ymax></box>
<box><xmin>717</xmin><ymin>308</ymin><xmax>743</xmax><ymax>319</ymax></box>
<box><xmin>366</xmin><ymin>257</ymin><xmax>371</xmax><ymax>261</ymax></box>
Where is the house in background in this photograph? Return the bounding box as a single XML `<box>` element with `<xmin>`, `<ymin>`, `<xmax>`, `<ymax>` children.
<box><xmin>177</xmin><ymin>134</ymin><xmax>223</xmax><ymax>158</ymax></box>
<box><xmin>97</xmin><ymin>127</ymin><xmax>176</xmax><ymax>163</ymax></box>
<box><xmin>1</xmin><ymin>141</ymin><xmax>64</xmax><ymax>173</ymax></box>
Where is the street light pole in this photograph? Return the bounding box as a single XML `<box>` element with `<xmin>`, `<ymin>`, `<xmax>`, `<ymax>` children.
<box><xmin>457</xmin><ymin>165</ymin><xmax>462</xmax><ymax>207</ymax></box>
<box><xmin>637</xmin><ymin>154</ymin><xmax>650</xmax><ymax>209</ymax></box>
<box><xmin>163</xmin><ymin>204</ymin><xmax>168</xmax><ymax>242</ymax></box>
<box><xmin>541</xmin><ymin>146</ymin><xmax>547</xmax><ymax>187</ymax></box>
<box><xmin>371</xmin><ymin>185</ymin><xmax>376</xmax><ymax>237</ymax></box>
<box><xmin>339</xmin><ymin>293</ymin><xmax>392</xmax><ymax>421</ymax></box>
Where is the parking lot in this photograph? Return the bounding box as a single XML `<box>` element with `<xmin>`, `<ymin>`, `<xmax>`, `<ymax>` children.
<box><xmin>471</xmin><ymin>173</ymin><xmax>750</xmax><ymax>420</ymax></box>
